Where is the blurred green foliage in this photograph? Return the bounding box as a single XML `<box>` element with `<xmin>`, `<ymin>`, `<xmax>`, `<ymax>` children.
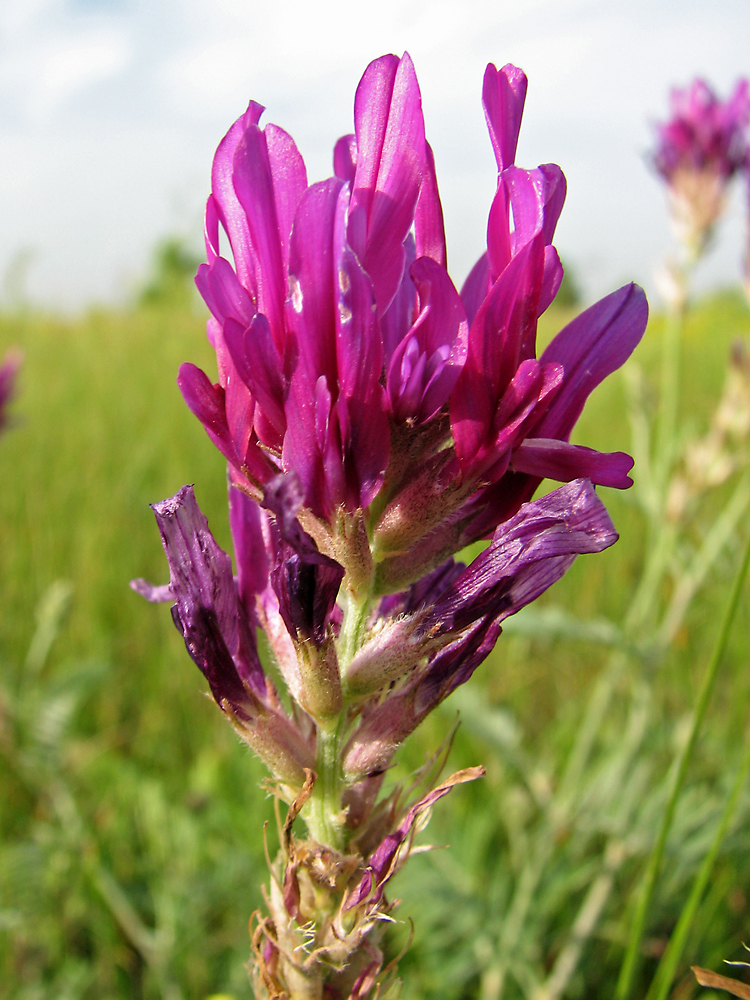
<box><xmin>1</xmin><ymin>289</ymin><xmax>750</xmax><ymax>998</ymax></box>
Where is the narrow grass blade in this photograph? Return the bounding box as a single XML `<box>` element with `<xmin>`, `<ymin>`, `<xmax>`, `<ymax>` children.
<box><xmin>616</xmin><ymin>529</ymin><xmax>750</xmax><ymax>1000</ymax></box>
<box><xmin>645</xmin><ymin>729</ymin><xmax>750</xmax><ymax>1000</ymax></box>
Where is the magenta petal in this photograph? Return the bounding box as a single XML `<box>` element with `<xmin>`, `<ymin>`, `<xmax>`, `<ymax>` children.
<box><xmin>333</xmin><ymin>133</ymin><xmax>357</xmax><ymax>182</ymax></box>
<box><xmin>387</xmin><ymin>257</ymin><xmax>468</xmax><ymax>424</ymax></box>
<box><xmin>195</xmin><ymin>257</ymin><xmax>255</xmax><ymax>326</ymax></box>
<box><xmin>451</xmin><ymin>236</ymin><xmax>545</xmax><ymax>467</ymax></box>
<box><xmin>286</xmin><ymin>177</ymin><xmax>345</xmax><ymax>386</ymax></box>
<box><xmin>178</xmin><ymin>362</ymin><xmax>238</xmax><ymax>467</ymax></box>
<box><xmin>265</xmin><ymin>123</ymin><xmax>307</xmax><ymax>276</ymax></box>
<box><xmin>211</xmin><ymin>102</ymin><xmax>264</xmax><ymax>291</ymax></box>
<box><xmin>539</xmin><ymin>163</ymin><xmax>567</xmax><ymax>244</ymax></box>
<box><xmin>487</xmin><ymin>180</ymin><xmax>512</xmax><ymax>280</ymax></box>
<box><xmin>229</xmin><ymin>484</ymin><xmax>273</xmax><ymax>614</ymax></box>
<box><xmin>232</xmin><ymin>124</ymin><xmax>287</xmax><ymax>346</ymax></box>
<box><xmin>223</xmin><ymin>314</ymin><xmax>286</xmax><ymax>439</ymax></box>
<box><xmin>538</xmin><ymin>283</ymin><xmax>649</xmax><ymax>441</ymax></box>
<box><xmin>512</xmin><ymin>438</ymin><xmax>635</xmax><ymax>488</ymax></box>
<box><xmin>380</xmin><ymin>233</ymin><xmax>417</xmax><ymax>366</ymax></box>
<box><xmin>482</xmin><ymin>63</ymin><xmax>528</xmax><ymax>172</ymax></box>
<box><xmin>415</xmin><ymin>141</ymin><xmax>447</xmax><ymax>267</ymax></box>
<box><xmin>349</xmin><ymin>52</ymin><xmax>426</xmax><ymax>315</ymax></box>
<box><xmin>460</xmin><ymin>252</ymin><xmax>491</xmax><ymax>328</ymax></box>
<box><xmin>539</xmin><ymin>245</ymin><xmax>563</xmax><ymax>314</ymax></box>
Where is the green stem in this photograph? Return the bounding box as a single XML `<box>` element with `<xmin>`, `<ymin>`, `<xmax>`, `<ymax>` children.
<box><xmin>655</xmin><ymin>302</ymin><xmax>684</xmax><ymax>492</ymax></box>
<box><xmin>644</xmin><ymin>727</ymin><xmax>750</xmax><ymax>1000</ymax></box>
<box><xmin>615</xmin><ymin>528</ymin><xmax>750</xmax><ymax>1000</ymax></box>
<box><xmin>306</xmin><ymin>718</ymin><xmax>346</xmax><ymax>851</ymax></box>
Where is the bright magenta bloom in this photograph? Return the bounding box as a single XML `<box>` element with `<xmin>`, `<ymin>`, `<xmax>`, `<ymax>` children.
<box><xmin>182</xmin><ymin>55</ymin><xmax>647</xmax><ymax>535</ymax></box>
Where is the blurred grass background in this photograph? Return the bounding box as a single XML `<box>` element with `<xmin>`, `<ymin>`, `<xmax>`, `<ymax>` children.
<box><xmin>1</xmin><ymin>248</ymin><xmax>750</xmax><ymax>999</ymax></box>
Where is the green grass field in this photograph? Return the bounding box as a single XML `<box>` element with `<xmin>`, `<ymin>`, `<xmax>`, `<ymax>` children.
<box><xmin>2</xmin><ymin>283</ymin><xmax>750</xmax><ymax>999</ymax></box>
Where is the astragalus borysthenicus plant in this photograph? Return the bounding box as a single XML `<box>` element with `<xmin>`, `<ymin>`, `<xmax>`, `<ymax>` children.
<box><xmin>133</xmin><ymin>53</ymin><xmax>648</xmax><ymax>1000</ymax></box>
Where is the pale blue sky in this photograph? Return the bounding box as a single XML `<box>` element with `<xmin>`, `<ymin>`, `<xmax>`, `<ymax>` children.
<box><xmin>1</xmin><ymin>0</ymin><xmax>749</xmax><ymax>309</ymax></box>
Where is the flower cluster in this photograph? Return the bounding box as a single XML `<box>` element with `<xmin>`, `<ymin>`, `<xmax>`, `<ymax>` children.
<box><xmin>652</xmin><ymin>77</ymin><xmax>750</xmax><ymax>257</ymax></box>
<box><xmin>135</xmin><ymin>53</ymin><xmax>647</xmax><ymax>1000</ymax></box>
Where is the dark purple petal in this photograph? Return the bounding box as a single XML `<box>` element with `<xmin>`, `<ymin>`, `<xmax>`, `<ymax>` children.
<box><xmin>482</xmin><ymin>63</ymin><xmax>528</xmax><ymax>172</ymax></box>
<box><xmin>149</xmin><ymin>485</ymin><xmax>267</xmax><ymax>701</ymax></box>
<box><xmin>426</xmin><ymin>478</ymin><xmax>618</xmax><ymax>634</ymax></box>
<box><xmin>537</xmin><ymin>283</ymin><xmax>648</xmax><ymax>441</ymax></box>
<box><xmin>262</xmin><ymin>475</ymin><xmax>344</xmax><ymax>645</ymax></box>
<box><xmin>512</xmin><ymin>439</ymin><xmax>635</xmax><ymax>488</ymax></box>
<box><xmin>375</xmin><ymin>558</ymin><xmax>466</xmax><ymax>620</ymax></box>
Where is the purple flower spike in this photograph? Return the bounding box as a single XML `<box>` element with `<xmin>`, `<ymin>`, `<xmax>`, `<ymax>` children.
<box><xmin>652</xmin><ymin>77</ymin><xmax>750</xmax><ymax>253</ymax></box>
<box><xmin>146</xmin><ymin>55</ymin><xmax>650</xmax><ymax>998</ymax></box>
<box><xmin>654</xmin><ymin>77</ymin><xmax>750</xmax><ymax>182</ymax></box>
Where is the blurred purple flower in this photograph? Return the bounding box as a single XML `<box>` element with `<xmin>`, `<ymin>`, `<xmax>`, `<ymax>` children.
<box><xmin>653</xmin><ymin>78</ymin><xmax>750</xmax><ymax>182</ymax></box>
<box><xmin>652</xmin><ymin>77</ymin><xmax>750</xmax><ymax>255</ymax></box>
<box><xmin>0</xmin><ymin>350</ymin><xmax>21</xmax><ymax>432</ymax></box>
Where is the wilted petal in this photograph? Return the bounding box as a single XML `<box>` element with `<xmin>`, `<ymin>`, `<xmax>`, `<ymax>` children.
<box><xmin>148</xmin><ymin>486</ymin><xmax>267</xmax><ymax>699</ymax></box>
<box><xmin>345</xmin><ymin>767</ymin><xmax>484</xmax><ymax>908</ymax></box>
<box><xmin>426</xmin><ymin>478</ymin><xmax>618</xmax><ymax>634</ymax></box>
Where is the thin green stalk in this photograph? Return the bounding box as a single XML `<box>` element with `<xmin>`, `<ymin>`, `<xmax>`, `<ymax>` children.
<box><xmin>655</xmin><ymin>302</ymin><xmax>684</xmax><ymax>492</ymax></box>
<box><xmin>616</xmin><ymin>529</ymin><xmax>750</xmax><ymax>1000</ymax></box>
<box><xmin>645</xmin><ymin>728</ymin><xmax>750</xmax><ymax>1000</ymax></box>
